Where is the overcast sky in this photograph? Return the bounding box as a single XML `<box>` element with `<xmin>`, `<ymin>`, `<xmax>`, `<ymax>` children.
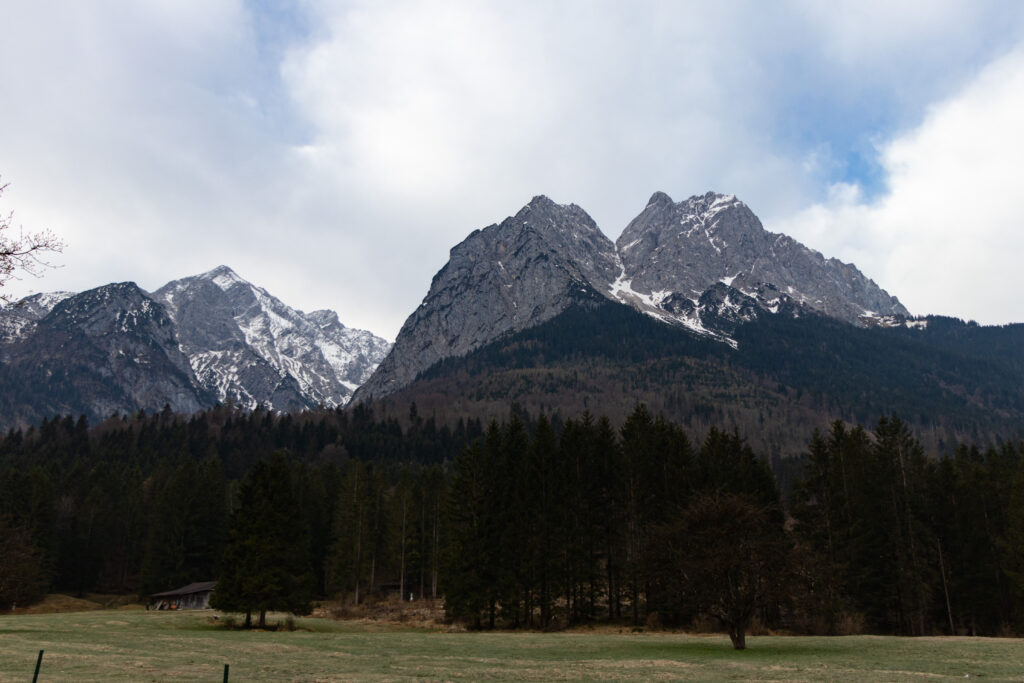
<box><xmin>2</xmin><ymin>1</ymin><xmax>1024</xmax><ymax>338</ymax></box>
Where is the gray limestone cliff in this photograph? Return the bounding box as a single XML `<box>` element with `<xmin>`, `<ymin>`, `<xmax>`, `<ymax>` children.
<box><xmin>356</xmin><ymin>196</ymin><xmax>619</xmax><ymax>399</ymax></box>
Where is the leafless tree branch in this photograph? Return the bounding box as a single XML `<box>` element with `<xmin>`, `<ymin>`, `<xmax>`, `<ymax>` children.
<box><xmin>0</xmin><ymin>178</ymin><xmax>66</xmax><ymax>304</ymax></box>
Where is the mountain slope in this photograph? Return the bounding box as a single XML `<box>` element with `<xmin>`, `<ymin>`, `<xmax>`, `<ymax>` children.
<box><xmin>0</xmin><ymin>283</ymin><xmax>211</xmax><ymax>425</ymax></box>
<box><xmin>372</xmin><ymin>298</ymin><xmax>1024</xmax><ymax>454</ymax></box>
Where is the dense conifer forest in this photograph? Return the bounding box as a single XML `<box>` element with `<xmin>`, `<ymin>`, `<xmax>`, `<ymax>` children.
<box><xmin>374</xmin><ymin>301</ymin><xmax>1024</xmax><ymax>457</ymax></box>
<box><xmin>1</xmin><ymin>403</ymin><xmax>1023</xmax><ymax>644</ymax></box>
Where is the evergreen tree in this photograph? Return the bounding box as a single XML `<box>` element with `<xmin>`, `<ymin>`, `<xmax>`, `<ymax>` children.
<box><xmin>140</xmin><ymin>457</ymin><xmax>226</xmax><ymax>595</ymax></box>
<box><xmin>789</xmin><ymin>423</ymin><xmax>863</xmax><ymax>633</ymax></box>
<box><xmin>328</xmin><ymin>460</ymin><xmax>366</xmax><ymax>602</ymax></box>
<box><xmin>1001</xmin><ymin>454</ymin><xmax>1024</xmax><ymax>621</ymax></box>
<box><xmin>443</xmin><ymin>440</ymin><xmax>491</xmax><ymax>627</ymax></box>
<box><xmin>211</xmin><ymin>451</ymin><xmax>313</xmax><ymax>627</ymax></box>
<box><xmin>871</xmin><ymin>415</ymin><xmax>934</xmax><ymax>635</ymax></box>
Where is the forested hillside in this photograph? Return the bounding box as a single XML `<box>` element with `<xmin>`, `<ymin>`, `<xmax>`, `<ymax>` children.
<box><xmin>2</xmin><ymin>404</ymin><xmax>1023</xmax><ymax>641</ymax></box>
<box><xmin>370</xmin><ymin>299</ymin><xmax>1024</xmax><ymax>456</ymax></box>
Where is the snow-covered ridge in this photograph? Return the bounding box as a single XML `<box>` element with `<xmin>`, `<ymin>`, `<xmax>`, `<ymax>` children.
<box><xmin>154</xmin><ymin>266</ymin><xmax>391</xmax><ymax>411</ymax></box>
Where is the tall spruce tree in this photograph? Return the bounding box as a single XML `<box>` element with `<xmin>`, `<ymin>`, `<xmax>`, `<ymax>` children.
<box><xmin>211</xmin><ymin>451</ymin><xmax>312</xmax><ymax>628</ymax></box>
<box><xmin>789</xmin><ymin>422</ymin><xmax>864</xmax><ymax>633</ymax></box>
<box><xmin>443</xmin><ymin>440</ymin><xmax>491</xmax><ymax>627</ymax></box>
<box><xmin>872</xmin><ymin>415</ymin><xmax>933</xmax><ymax>635</ymax></box>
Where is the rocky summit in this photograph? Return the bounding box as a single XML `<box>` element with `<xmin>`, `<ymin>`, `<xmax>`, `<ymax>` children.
<box><xmin>358</xmin><ymin>196</ymin><xmax>620</xmax><ymax>399</ymax></box>
<box><xmin>154</xmin><ymin>266</ymin><xmax>390</xmax><ymax>411</ymax></box>
<box><xmin>356</xmin><ymin>191</ymin><xmax>910</xmax><ymax>401</ymax></box>
<box><xmin>616</xmin><ymin>191</ymin><xmax>908</xmax><ymax>326</ymax></box>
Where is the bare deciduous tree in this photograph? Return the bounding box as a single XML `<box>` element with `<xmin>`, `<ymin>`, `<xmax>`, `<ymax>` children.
<box><xmin>0</xmin><ymin>177</ymin><xmax>64</xmax><ymax>303</ymax></box>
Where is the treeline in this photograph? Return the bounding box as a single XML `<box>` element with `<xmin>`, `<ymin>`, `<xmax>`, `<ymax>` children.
<box><xmin>443</xmin><ymin>408</ymin><xmax>784</xmax><ymax>648</ymax></box>
<box><xmin>792</xmin><ymin>419</ymin><xmax>1024</xmax><ymax>636</ymax></box>
<box><xmin>1</xmin><ymin>403</ymin><xmax>1023</xmax><ymax>643</ymax></box>
<box><xmin>0</xmin><ymin>403</ymin><xmax>476</xmax><ymax>606</ymax></box>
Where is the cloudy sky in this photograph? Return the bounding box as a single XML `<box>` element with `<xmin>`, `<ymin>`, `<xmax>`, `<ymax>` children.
<box><xmin>2</xmin><ymin>1</ymin><xmax>1023</xmax><ymax>338</ymax></box>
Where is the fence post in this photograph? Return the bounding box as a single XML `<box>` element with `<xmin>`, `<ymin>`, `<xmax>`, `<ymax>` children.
<box><xmin>32</xmin><ymin>650</ymin><xmax>44</xmax><ymax>682</ymax></box>
<box><xmin>223</xmin><ymin>663</ymin><xmax>229</xmax><ymax>682</ymax></box>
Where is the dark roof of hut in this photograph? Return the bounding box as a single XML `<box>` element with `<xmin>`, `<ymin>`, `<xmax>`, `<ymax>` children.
<box><xmin>151</xmin><ymin>581</ymin><xmax>217</xmax><ymax>598</ymax></box>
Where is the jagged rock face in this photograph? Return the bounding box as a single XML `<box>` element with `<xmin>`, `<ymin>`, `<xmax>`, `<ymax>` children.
<box><xmin>305</xmin><ymin>309</ymin><xmax>392</xmax><ymax>388</ymax></box>
<box><xmin>357</xmin><ymin>196</ymin><xmax>618</xmax><ymax>399</ymax></box>
<box><xmin>617</xmin><ymin>191</ymin><xmax>908</xmax><ymax>325</ymax></box>
<box><xmin>358</xmin><ymin>191</ymin><xmax>913</xmax><ymax>401</ymax></box>
<box><xmin>0</xmin><ymin>283</ymin><xmax>210</xmax><ymax>424</ymax></box>
<box><xmin>154</xmin><ymin>266</ymin><xmax>390</xmax><ymax>410</ymax></box>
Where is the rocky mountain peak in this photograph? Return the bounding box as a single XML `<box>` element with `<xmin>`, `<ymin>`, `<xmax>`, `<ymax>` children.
<box><xmin>615</xmin><ymin>191</ymin><xmax>907</xmax><ymax>325</ymax></box>
<box><xmin>0</xmin><ymin>268</ymin><xmax>390</xmax><ymax>426</ymax></box>
<box><xmin>646</xmin><ymin>190</ymin><xmax>674</xmax><ymax>206</ymax></box>
<box><xmin>184</xmin><ymin>265</ymin><xmax>251</xmax><ymax>298</ymax></box>
<box><xmin>49</xmin><ymin>282</ymin><xmax>169</xmax><ymax>336</ymax></box>
<box><xmin>154</xmin><ymin>267</ymin><xmax>389</xmax><ymax>410</ymax></box>
<box><xmin>358</xmin><ymin>190</ymin><xmax>915</xmax><ymax>402</ymax></box>
<box><xmin>355</xmin><ymin>197</ymin><xmax>618</xmax><ymax>401</ymax></box>
<box><xmin>521</xmin><ymin>194</ymin><xmax>558</xmax><ymax>212</ymax></box>
<box><xmin>0</xmin><ymin>282</ymin><xmax>210</xmax><ymax>425</ymax></box>
<box><xmin>3</xmin><ymin>291</ymin><xmax>75</xmax><ymax>320</ymax></box>
<box><xmin>0</xmin><ymin>291</ymin><xmax>76</xmax><ymax>343</ymax></box>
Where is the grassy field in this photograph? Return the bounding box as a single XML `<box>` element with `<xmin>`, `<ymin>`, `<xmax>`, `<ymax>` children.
<box><xmin>1</xmin><ymin>606</ymin><xmax>1023</xmax><ymax>681</ymax></box>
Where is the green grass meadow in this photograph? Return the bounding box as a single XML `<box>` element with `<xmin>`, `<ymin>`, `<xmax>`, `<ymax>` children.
<box><xmin>1</xmin><ymin>608</ymin><xmax>1023</xmax><ymax>681</ymax></box>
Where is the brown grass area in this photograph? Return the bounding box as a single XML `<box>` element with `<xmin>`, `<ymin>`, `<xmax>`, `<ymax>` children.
<box><xmin>317</xmin><ymin>595</ymin><xmax>449</xmax><ymax>630</ymax></box>
<box><xmin>12</xmin><ymin>594</ymin><xmax>101</xmax><ymax>614</ymax></box>
<box><xmin>10</xmin><ymin>593</ymin><xmax>144</xmax><ymax>615</ymax></box>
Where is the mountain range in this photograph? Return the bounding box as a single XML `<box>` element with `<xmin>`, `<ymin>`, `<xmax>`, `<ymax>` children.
<box><xmin>354</xmin><ymin>191</ymin><xmax>1023</xmax><ymax>455</ymax></box>
<box><xmin>0</xmin><ymin>266</ymin><xmax>390</xmax><ymax>427</ymax></box>
<box><xmin>2</xmin><ymin>190</ymin><xmax>1022</xmax><ymax>455</ymax></box>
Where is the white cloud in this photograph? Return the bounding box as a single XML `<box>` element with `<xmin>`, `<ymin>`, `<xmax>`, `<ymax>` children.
<box><xmin>2</xmin><ymin>1</ymin><xmax>1024</xmax><ymax>337</ymax></box>
<box><xmin>274</xmin><ymin>1</ymin><xmax>830</xmax><ymax>333</ymax></box>
<box><xmin>774</xmin><ymin>47</ymin><xmax>1024</xmax><ymax>324</ymax></box>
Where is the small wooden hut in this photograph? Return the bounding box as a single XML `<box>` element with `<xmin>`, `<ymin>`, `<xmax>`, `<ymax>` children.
<box><xmin>149</xmin><ymin>581</ymin><xmax>217</xmax><ymax>610</ymax></box>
